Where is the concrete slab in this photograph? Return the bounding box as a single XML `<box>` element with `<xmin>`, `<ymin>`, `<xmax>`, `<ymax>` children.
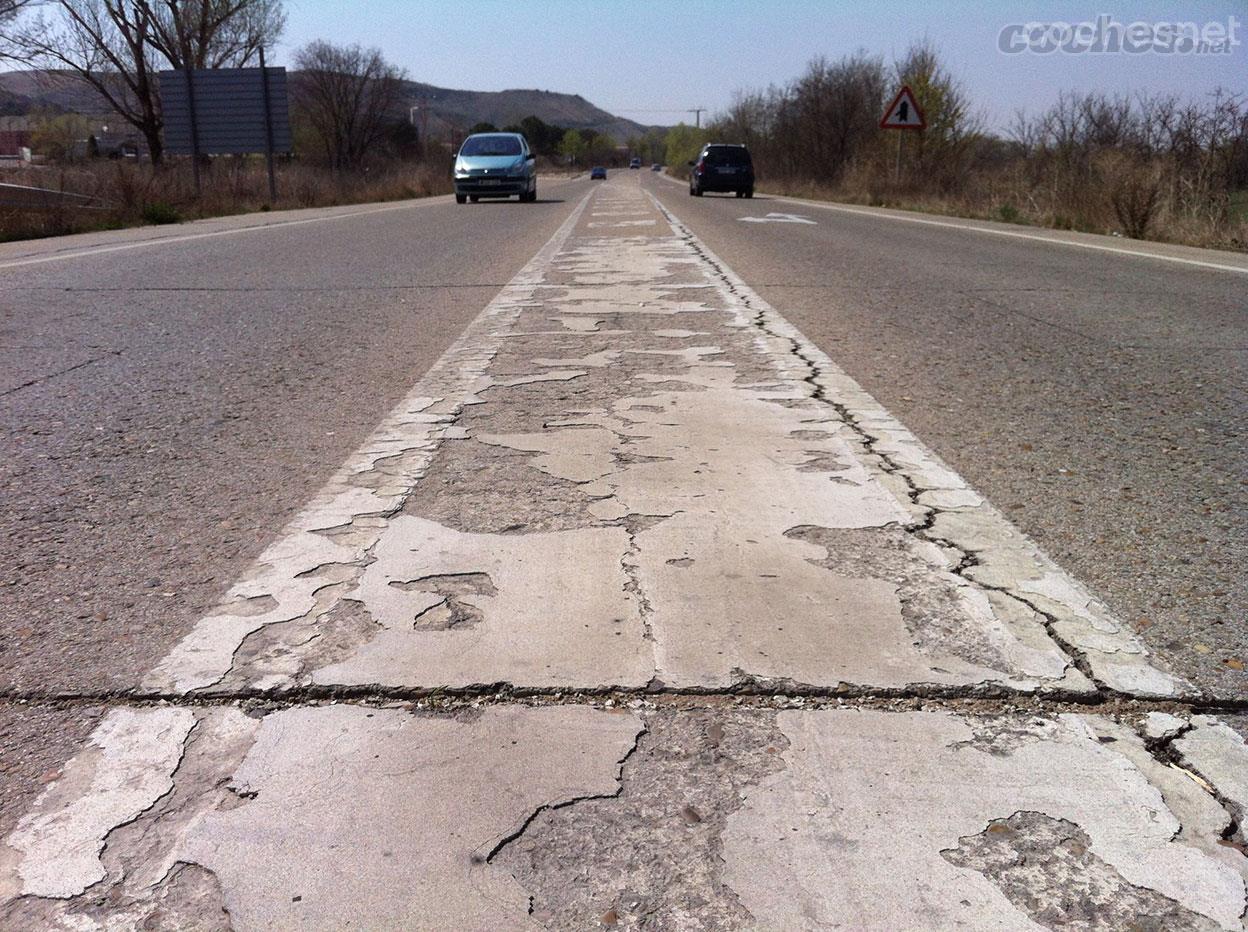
<box><xmin>174</xmin><ymin>705</ymin><xmax>641</xmax><ymax>930</ymax></box>
<box><xmin>313</xmin><ymin>516</ymin><xmax>653</xmax><ymax>689</ymax></box>
<box><xmin>723</xmin><ymin>709</ymin><xmax>1245</xmax><ymax>930</ymax></box>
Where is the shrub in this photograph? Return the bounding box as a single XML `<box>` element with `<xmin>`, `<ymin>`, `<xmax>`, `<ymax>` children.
<box><xmin>141</xmin><ymin>201</ymin><xmax>181</xmax><ymax>225</ymax></box>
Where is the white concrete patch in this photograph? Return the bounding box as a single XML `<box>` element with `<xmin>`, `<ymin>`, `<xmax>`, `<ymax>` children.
<box><xmin>492</xmin><ymin>368</ymin><xmax>587</xmax><ymax>387</ymax></box>
<box><xmin>723</xmin><ymin>710</ymin><xmax>1246</xmax><ymax>930</ymax></box>
<box><xmin>314</xmin><ymin>516</ymin><xmax>652</xmax><ymax>688</ymax></box>
<box><xmin>172</xmin><ymin>705</ymin><xmax>641</xmax><ymax>930</ymax></box>
<box><xmin>533</xmin><ymin>350</ymin><xmax>621</xmax><ymax>368</ymax></box>
<box><xmin>2</xmin><ymin>708</ymin><xmax>195</xmax><ymax>899</ymax></box>
<box><xmin>588</xmin><ymin>219</ymin><xmax>658</xmax><ymax>228</ymax></box>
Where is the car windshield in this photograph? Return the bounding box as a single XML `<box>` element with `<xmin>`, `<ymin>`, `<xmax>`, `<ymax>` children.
<box><xmin>460</xmin><ymin>135</ymin><xmax>522</xmax><ymax>157</ymax></box>
<box><xmin>704</xmin><ymin>147</ymin><xmax>751</xmax><ymax>166</ymax></box>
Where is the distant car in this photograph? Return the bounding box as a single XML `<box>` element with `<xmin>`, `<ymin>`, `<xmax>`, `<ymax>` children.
<box><xmin>629</xmin><ymin>157</ymin><xmax>642</xmax><ymax>169</ymax></box>
<box><xmin>651</xmin><ymin>163</ymin><xmax>662</xmax><ymax>171</ymax></box>
<box><xmin>453</xmin><ymin>132</ymin><xmax>537</xmax><ymax>203</ymax></box>
<box><xmin>689</xmin><ymin>143</ymin><xmax>754</xmax><ymax>198</ymax></box>
<box><xmin>590</xmin><ymin>166</ymin><xmax>607</xmax><ymax>180</ymax></box>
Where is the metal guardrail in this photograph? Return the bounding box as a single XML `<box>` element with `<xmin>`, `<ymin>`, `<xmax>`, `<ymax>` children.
<box><xmin>0</xmin><ymin>182</ymin><xmax>106</xmax><ymax>210</ymax></box>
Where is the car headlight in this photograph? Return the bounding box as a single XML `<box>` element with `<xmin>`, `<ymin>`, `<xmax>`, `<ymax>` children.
<box><xmin>454</xmin><ymin>164</ymin><xmax>470</xmax><ymax>178</ymax></box>
<box><xmin>509</xmin><ymin>158</ymin><xmax>527</xmax><ymax>174</ymax></box>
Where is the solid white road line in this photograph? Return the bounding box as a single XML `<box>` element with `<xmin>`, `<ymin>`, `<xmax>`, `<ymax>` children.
<box><xmin>771</xmin><ymin>196</ymin><xmax>1248</xmax><ymax>276</ymax></box>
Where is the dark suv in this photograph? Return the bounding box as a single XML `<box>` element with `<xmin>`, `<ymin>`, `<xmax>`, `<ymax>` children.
<box><xmin>689</xmin><ymin>144</ymin><xmax>754</xmax><ymax>198</ymax></box>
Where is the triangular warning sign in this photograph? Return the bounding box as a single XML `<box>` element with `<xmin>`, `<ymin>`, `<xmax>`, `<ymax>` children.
<box><xmin>880</xmin><ymin>85</ymin><xmax>926</xmax><ymax>130</ymax></box>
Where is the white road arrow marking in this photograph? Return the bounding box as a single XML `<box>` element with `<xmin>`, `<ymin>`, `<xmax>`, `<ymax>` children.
<box><xmin>739</xmin><ymin>212</ymin><xmax>817</xmax><ymax>225</ymax></box>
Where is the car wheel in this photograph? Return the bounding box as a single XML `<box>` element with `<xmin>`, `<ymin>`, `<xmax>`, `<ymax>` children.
<box><xmin>735</xmin><ymin>190</ymin><xmax>744</xmax><ymax>198</ymax></box>
<box><xmin>455</xmin><ymin>194</ymin><xmax>466</xmax><ymax>204</ymax></box>
<box><xmin>745</xmin><ymin>189</ymin><xmax>754</xmax><ymax>198</ymax></box>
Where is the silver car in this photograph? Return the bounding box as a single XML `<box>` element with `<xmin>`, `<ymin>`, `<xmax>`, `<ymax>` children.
<box><xmin>453</xmin><ymin>133</ymin><xmax>537</xmax><ymax>203</ymax></box>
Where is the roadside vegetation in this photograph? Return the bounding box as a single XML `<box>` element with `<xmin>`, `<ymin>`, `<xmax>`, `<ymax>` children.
<box><xmin>671</xmin><ymin>42</ymin><xmax>1248</xmax><ymax>251</ymax></box>
<box><xmin>0</xmin><ymin>158</ymin><xmax>452</xmax><ymax>241</ymax></box>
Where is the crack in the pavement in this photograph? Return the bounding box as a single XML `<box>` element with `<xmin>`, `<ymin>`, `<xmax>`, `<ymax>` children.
<box><xmin>1143</xmin><ymin>721</ymin><xmax>1247</xmax><ymax>855</ymax></box>
<box><xmin>483</xmin><ymin>721</ymin><xmax>646</xmax><ymax>865</ymax></box>
<box><xmin>3</xmin><ymin>682</ymin><xmax>1245</xmax><ymax>714</ymax></box>
<box><xmin>0</xmin><ymin>349</ymin><xmax>123</xmax><ymax>397</ymax></box>
<box><xmin>619</xmin><ymin>515</ymin><xmax>657</xmax><ymax>645</ymax></box>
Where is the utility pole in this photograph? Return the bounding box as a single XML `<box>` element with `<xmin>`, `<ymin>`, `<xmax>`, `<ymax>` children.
<box><xmin>409</xmin><ymin>98</ymin><xmax>432</xmax><ymax>157</ymax></box>
<box><xmin>690</xmin><ymin>108</ymin><xmax>706</xmax><ymax>128</ymax></box>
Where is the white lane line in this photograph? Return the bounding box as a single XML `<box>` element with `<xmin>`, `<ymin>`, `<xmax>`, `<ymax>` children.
<box><xmin>647</xmin><ymin>171</ymin><xmax>1248</xmax><ymax>276</ymax></box>
<box><xmin>770</xmin><ymin>196</ymin><xmax>1248</xmax><ymax>276</ymax></box>
<box><xmin>0</xmin><ymin>178</ymin><xmax>583</xmax><ymax>271</ymax></box>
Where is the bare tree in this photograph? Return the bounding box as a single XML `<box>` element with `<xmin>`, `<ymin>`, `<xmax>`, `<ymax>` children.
<box><xmin>292</xmin><ymin>40</ymin><xmax>406</xmax><ymax>172</ymax></box>
<box><xmin>1</xmin><ymin>0</ymin><xmax>33</xmax><ymax>44</ymax></box>
<box><xmin>143</xmin><ymin>0</ymin><xmax>285</xmax><ymax>69</ymax></box>
<box><xmin>5</xmin><ymin>0</ymin><xmax>284</xmax><ymax>164</ymax></box>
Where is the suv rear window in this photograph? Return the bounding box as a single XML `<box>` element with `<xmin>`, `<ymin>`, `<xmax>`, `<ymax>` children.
<box><xmin>703</xmin><ymin>147</ymin><xmax>751</xmax><ymax>167</ymax></box>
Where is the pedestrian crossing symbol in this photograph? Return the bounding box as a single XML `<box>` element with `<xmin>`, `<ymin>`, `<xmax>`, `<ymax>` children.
<box><xmin>880</xmin><ymin>85</ymin><xmax>926</xmax><ymax>130</ymax></box>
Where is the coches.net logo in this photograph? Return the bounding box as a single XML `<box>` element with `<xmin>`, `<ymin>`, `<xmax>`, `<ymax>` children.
<box><xmin>999</xmin><ymin>15</ymin><xmax>1241</xmax><ymax>54</ymax></box>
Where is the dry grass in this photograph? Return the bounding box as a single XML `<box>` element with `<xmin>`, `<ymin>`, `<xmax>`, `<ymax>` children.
<box><xmin>758</xmin><ymin>155</ymin><xmax>1248</xmax><ymax>253</ymax></box>
<box><xmin>0</xmin><ymin>158</ymin><xmax>454</xmax><ymax>242</ymax></box>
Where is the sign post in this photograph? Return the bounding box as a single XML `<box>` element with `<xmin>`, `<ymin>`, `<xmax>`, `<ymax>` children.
<box><xmin>182</xmin><ymin>66</ymin><xmax>202</xmax><ymax>197</ymax></box>
<box><xmin>258</xmin><ymin>47</ymin><xmax>277</xmax><ymax>203</ymax></box>
<box><xmin>879</xmin><ymin>85</ymin><xmax>926</xmax><ymax>184</ymax></box>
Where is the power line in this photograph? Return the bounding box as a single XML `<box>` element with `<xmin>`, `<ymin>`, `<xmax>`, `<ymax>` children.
<box><xmin>609</xmin><ymin>107</ymin><xmax>711</xmax><ymax>127</ymax></box>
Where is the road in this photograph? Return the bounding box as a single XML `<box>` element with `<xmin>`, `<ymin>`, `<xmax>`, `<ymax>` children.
<box><xmin>1</xmin><ymin>172</ymin><xmax>1245</xmax><ymax>929</ymax></box>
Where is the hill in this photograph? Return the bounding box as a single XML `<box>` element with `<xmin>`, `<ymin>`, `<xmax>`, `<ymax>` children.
<box><xmin>0</xmin><ymin>70</ymin><xmax>658</xmax><ymax>141</ymax></box>
<box><xmin>403</xmin><ymin>81</ymin><xmax>652</xmax><ymax>141</ymax></box>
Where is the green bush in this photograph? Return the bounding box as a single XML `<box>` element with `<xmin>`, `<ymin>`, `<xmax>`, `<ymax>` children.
<box><xmin>141</xmin><ymin>202</ymin><xmax>182</xmax><ymax>225</ymax></box>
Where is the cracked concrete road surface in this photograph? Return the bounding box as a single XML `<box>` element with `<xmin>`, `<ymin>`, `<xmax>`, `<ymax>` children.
<box><xmin>2</xmin><ymin>176</ymin><xmax>1246</xmax><ymax>930</ymax></box>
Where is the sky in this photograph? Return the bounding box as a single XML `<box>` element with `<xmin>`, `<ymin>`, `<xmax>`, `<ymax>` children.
<box><xmin>276</xmin><ymin>0</ymin><xmax>1246</xmax><ymax>131</ymax></box>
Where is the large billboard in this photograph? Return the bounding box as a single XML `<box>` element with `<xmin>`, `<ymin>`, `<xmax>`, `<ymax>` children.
<box><xmin>160</xmin><ymin>66</ymin><xmax>291</xmax><ymax>156</ymax></box>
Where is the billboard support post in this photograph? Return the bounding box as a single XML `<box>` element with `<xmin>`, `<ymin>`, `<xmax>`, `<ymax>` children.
<box><xmin>259</xmin><ymin>46</ymin><xmax>277</xmax><ymax>203</ymax></box>
<box><xmin>183</xmin><ymin>66</ymin><xmax>202</xmax><ymax>197</ymax></box>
